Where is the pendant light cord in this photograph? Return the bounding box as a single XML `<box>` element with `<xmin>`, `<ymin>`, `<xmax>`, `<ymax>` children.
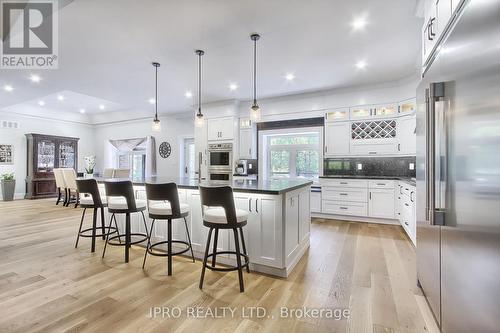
<box><xmin>155</xmin><ymin>65</ymin><xmax>158</xmax><ymax>120</ymax></box>
<box><xmin>253</xmin><ymin>38</ymin><xmax>257</xmax><ymax>105</ymax></box>
<box><xmin>198</xmin><ymin>52</ymin><xmax>202</xmax><ymax>114</ymax></box>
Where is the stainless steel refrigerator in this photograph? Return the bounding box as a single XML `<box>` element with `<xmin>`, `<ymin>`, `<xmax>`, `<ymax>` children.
<box><xmin>416</xmin><ymin>0</ymin><xmax>500</xmax><ymax>332</ymax></box>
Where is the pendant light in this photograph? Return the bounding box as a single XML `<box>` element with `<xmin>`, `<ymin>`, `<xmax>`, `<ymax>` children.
<box><xmin>151</xmin><ymin>62</ymin><xmax>161</xmax><ymax>132</ymax></box>
<box><xmin>250</xmin><ymin>33</ymin><xmax>261</xmax><ymax>121</ymax></box>
<box><xmin>195</xmin><ymin>49</ymin><xmax>205</xmax><ymax>128</ymax></box>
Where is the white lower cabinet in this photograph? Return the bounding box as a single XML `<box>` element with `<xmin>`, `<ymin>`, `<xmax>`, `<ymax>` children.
<box><xmin>368</xmin><ymin>188</ymin><xmax>395</xmax><ymax>219</ymax></box>
<box><xmin>396</xmin><ymin>181</ymin><xmax>416</xmax><ymax>245</ymax></box>
<box><xmin>310</xmin><ymin>189</ymin><xmax>322</xmax><ymax>213</ymax></box>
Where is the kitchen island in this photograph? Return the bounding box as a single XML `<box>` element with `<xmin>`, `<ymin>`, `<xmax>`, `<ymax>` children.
<box><xmin>94</xmin><ymin>177</ymin><xmax>313</xmax><ymax>277</ymax></box>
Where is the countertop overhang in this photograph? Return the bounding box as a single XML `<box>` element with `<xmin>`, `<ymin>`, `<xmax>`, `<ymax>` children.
<box><xmin>86</xmin><ymin>177</ymin><xmax>313</xmax><ymax>195</ymax></box>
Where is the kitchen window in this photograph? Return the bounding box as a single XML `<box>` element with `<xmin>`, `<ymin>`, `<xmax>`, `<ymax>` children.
<box><xmin>118</xmin><ymin>152</ymin><xmax>146</xmax><ymax>179</ymax></box>
<box><xmin>266</xmin><ymin>132</ymin><xmax>321</xmax><ymax>179</ymax></box>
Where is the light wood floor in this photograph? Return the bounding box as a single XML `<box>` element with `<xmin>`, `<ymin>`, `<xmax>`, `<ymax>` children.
<box><xmin>0</xmin><ymin>199</ymin><xmax>439</xmax><ymax>333</ymax></box>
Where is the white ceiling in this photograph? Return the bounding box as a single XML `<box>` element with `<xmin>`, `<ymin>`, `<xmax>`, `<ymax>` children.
<box><xmin>0</xmin><ymin>0</ymin><xmax>422</xmax><ymax>120</ymax></box>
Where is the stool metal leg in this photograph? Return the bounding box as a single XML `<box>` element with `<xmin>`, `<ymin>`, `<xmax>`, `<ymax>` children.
<box><xmin>75</xmin><ymin>208</ymin><xmax>86</xmax><ymax>248</ymax></box>
<box><xmin>142</xmin><ymin>219</ymin><xmax>156</xmax><ymax>269</ymax></box>
<box><xmin>167</xmin><ymin>219</ymin><xmax>172</xmax><ymax>276</ymax></box>
<box><xmin>125</xmin><ymin>213</ymin><xmax>131</xmax><ymax>263</ymax></box>
<box><xmin>212</xmin><ymin>228</ymin><xmax>219</xmax><ymax>267</ymax></box>
<box><xmin>91</xmin><ymin>208</ymin><xmax>97</xmax><ymax>252</ymax></box>
<box><xmin>102</xmin><ymin>213</ymin><xmax>115</xmax><ymax>258</ymax></box>
<box><xmin>239</xmin><ymin>227</ymin><xmax>250</xmax><ymax>273</ymax></box>
<box><xmin>56</xmin><ymin>188</ymin><xmax>62</xmax><ymax>205</ymax></box>
<box><xmin>140</xmin><ymin>211</ymin><xmax>149</xmax><ymax>238</ymax></box>
<box><xmin>199</xmin><ymin>227</ymin><xmax>213</xmax><ymax>290</ymax></box>
<box><xmin>183</xmin><ymin>217</ymin><xmax>195</xmax><ymax>263</ymax></box>
<box><xmin>100</xmin><ymin>207</ymin><xmax>106</xmax><ymax>240</ymax></box>
<box><xmin>233</xmin><ymin>228</ymin><xmax>244</xmax><ymax>292</ymax></box>
<box><xmin>112</xmin><ymin>214</ymin><xmax>121</xmax><ymax>244</ymax></box>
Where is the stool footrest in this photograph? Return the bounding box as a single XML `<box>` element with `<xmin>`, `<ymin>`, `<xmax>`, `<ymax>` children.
<box><xmin>78</xmin><ymin>226</ymin><xmax>117</xmax><ymax>238</ymax></box>
<box><xmin>204</xmin><ymin>251</ymin><xmax>249</xmax><ymax>272</ymax></box>
<box><xmin>147</xmin><ymin>240</ymin><xmax>192</xmax><ymax>257</ymax></box>
<box><xmin>107</xmin><ymin>233</ymin><xmax>148</xmax><ymax>246</ymax></box>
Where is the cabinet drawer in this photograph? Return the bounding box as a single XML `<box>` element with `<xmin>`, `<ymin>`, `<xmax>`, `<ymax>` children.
<box><xmin>321</xmin><ymin>200</ymin><xmax>368</xmax><ymax>217</ymax></box>
<box><xmin>368</xmin><ymin>180</ymin><xmax>395</xmax><ymax>189</ymax></box>
<box><xmin>319</xmin><ymin>178</ymin><xmax>368</xmax><ymax>188</ymax></box>
<box><xmin>322</xmin><ymin>187</ymin><xmax>367</xmax><ymax>202</ymax></box>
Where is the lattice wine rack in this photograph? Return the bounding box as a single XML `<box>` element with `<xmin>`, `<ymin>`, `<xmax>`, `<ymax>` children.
<box><xmin>351</xmin><ymin>120</ymin><xmax>397</xmax><ymax>140</ymax></box>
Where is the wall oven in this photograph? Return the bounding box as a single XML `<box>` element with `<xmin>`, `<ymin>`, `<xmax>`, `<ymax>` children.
<box><xmin>208</xmin><ymin>143</ymin><xmax>233</xmax><ymax>181</ymax></box>
<box><xmin>208</xmin><ymin>143</ymin><xmax>233</xmax><ymax>169</ymax></box>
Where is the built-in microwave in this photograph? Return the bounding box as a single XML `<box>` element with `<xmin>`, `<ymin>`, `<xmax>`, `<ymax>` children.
<box><xmin>208</xmin><ymin>143</ymin><xmax>233</xmax><ymax>169</ymax></box>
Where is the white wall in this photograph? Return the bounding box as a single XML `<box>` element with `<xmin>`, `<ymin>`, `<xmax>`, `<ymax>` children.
<box><xmin>92</xmin><ymin>115</ymin><xmax>194</xmax><ymax>178</ymax></box>
<box><xmin>0</xmin><ymin>112</ymin><xmax>94</xmax><ymax>199</ymax></box>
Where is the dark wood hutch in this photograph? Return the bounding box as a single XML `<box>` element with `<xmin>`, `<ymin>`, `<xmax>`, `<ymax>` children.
<box><xmin>25</xmin><ymin>133</ymin><xmax>79</xmax><ymax>199</ymax></box>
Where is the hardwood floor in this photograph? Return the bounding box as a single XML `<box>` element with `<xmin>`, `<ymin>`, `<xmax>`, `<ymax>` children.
<box><xmin>0</xmin><ymin>199</ymin><xmax>438</xmax><ymax>333</ymax></box>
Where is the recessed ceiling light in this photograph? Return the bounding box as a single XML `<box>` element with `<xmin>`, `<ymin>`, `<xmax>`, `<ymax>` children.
<box><xmin>229</xmin><ymin>83</ymin><xmax>238</xmax><ymax>91</ymax></box>
<box><xmin>3</xmin><ymin>85</ymin><xmax>13</xmax><ymax>92</ymax></box>
<box><xmin>30</xmin><ymin>74</ymin><xmax>41</xmax><ymax>83</ymax></box>
<box><xmin>285</xmin><ymin>73</ymin><xmax>295</xmax><ymax>81</ymax></box>
<box><xmin>356</xmin><ymin>60</ymin><xmax>367</xmax><ymax>70</ymax></box>
<box><xmin>38</xmin><ymin>100</ymin><xmax>45</xmax><ymax>106</ymax></box>
<box><xmin>79</xmin><ymin>108</ymin><xmax>86</xmax><ymax>114</ymax></box>
<box><xmin>184</xmin><ymin>91</ymin><xmax>193</xmax><ymax>98</ymax></box>
<box><xmin>57</xmin><ymin>94</ymin><xmax>65</xmax><ymax>101</ymax></box>
<box><xmin>98</xmin><ymin>104</ymin><xmax>105</xmax><ymax>110</ymax></box>
<box><xmin>351</xmin><ymin>16</ymin><xmax>368</xmax><ymax>31</ymax></box>
<box><xmin>148</xmin><ymin>98</ymin><xmax>156</xmax><ymax>104</ymax></box>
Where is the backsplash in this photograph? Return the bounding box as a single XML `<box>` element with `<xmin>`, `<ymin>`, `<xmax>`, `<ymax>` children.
<box><xmin>323</xmin><ymin>157</ymin><xmax>416</xmax><ymax>177</ymax></box>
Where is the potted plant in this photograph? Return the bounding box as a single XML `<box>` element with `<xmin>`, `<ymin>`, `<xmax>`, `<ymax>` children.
<box><xmin>84</xmin><ymin>155</ymin><xmax>96</xmax><ymax>179</ymax></box>
<box><xmin>1</xmin><ymin>172</ymin><xmax>15</xmax><ymax>201</ymax></box>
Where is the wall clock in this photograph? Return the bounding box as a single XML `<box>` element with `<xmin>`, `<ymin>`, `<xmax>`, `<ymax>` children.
<box><xmin>159</xmin><ymin>142</ymin><xmax>171</xmax><ymax>158</ymax></box>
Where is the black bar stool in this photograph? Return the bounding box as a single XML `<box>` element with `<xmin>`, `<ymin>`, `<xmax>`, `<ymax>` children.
<box><xmin>198</xmin><ymin>185</ymin><xmax>250</xmax><ymax>292</ymax></box>
<box><xmin>142</xmin><ymin>182</ymin><xmax>195</xmax><ymax>275</ymax></box>
<box><xmin>75</xmin><ymin>179</ymin><xmax>117</xmax><ymax>253</ymax></box>
<box><xmin>102</xmin><ymin>180</ymin><xmax>149</xmax><ymax>263</ymax></box>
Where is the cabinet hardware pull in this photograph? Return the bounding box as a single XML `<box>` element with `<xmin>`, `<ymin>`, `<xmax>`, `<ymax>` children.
<box><xmin>405</xmin><ymin>203</ymin><xmax>409</xmax><ymax>207</ymax></box>
<box><xmin>410</xmin><ymin>191</ymin><xmax>415</xmax><ymax>202</ymax></box>
<box><xmin>405</xmin><ymin>221</ymin><xmax>409</xmax><ymax>226</ymax></box>
<box><xmin>249</xmin><ymin>148</ymin><xmax>251</xmax><ymax>155</ymax></box>
<box><xmin>249</xmin><ymin>198</ymin><xmax>252</xmax><ymax>212</ymax></box>
<box><xmin>376</xmin><ymin>183</ymin><xmax>386</xmax><ymax>185</ymax></box>
<box><xmin>340</xmin><ymin>182</ymin><xmax>348</xmax><ymax>185</ymax></box>
<box><xmin>325</xmin><ymin>146</ymin><xmax>328</xmax><ymax>153</ymax></box>
<box><xmin>340</xmin><ymin>193</ymin><xmax>348</xmax><ymax>196</ymax></box>
<box><xmin>369</xmin><ymin>151</ymin><xmax>377</xmax><ymax>155</ymax></box>
<box><xmin>369</xmin><ymin>192</ymin><xmax>372</xmax><ymax>200</ymax></box>
<box><xmin>255</xmin><ymin>198</ymin><xmax>259</xmax><ymax>212</ymax></box>
<box><xmin>398</xmin><ymin>143</ymin><xmax>401</xmax><ymax>151</ymax></box>
<box><xmin>340</xmin><ymin>207</ymin><xmax>348</xmax><ymax>210</ymax></box>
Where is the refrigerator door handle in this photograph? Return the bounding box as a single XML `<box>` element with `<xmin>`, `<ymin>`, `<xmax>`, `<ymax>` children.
<box><xmin>428</xmin><ymin>82</ymin><xmax>446</xmax><ymax>226</ymax></box>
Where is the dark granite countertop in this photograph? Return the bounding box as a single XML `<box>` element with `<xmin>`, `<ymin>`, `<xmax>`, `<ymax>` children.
<box><xmin>320</xmin><ymin>175</ymin><xmax>416</xmax><ymax>186</ymax></box>
<box><xmin>86</xmin><ymin>177</ymin><xmax>313</xmax><ymax>195</ymax></box>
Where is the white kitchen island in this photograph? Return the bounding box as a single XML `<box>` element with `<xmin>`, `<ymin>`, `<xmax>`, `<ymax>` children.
<box><xmin>96</xmin><ymin>177</ymin><xmax>312</xmax><ymax>278</ymax></box>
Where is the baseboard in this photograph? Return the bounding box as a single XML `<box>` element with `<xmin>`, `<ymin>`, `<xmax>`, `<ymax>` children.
<box><xmin>311</xmin><ymin>212</ymin><xmax>400</xmax><ymax>225</ymax></box>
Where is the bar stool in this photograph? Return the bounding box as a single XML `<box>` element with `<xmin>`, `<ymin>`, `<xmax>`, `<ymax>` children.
<box><xmin>198</xmin><ymin>185</ymin><xmax>250</xmax><ymax>292</ymax></box>
<box><xmin>102</xmin><ymin>180</ymin><xmax>149</xmax><ymax>263</ymax></box>
<box><xmin>142</xmin><ymin>182</ymin><xmax>195</xmax><ymax>275</ymax></box>
<box><xmin>75</xmin><ymin>179</ymin><xmax>117</xmax><ymax>253</ymax></box>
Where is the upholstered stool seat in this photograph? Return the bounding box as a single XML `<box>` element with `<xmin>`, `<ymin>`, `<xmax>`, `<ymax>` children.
<box><xmin>203</xmin><ymin>207</ymin><xmax>248</xmax><ymax>225</ymax></box>
<box><xmin>148</xmin><ymin>202</ymin><xmax>190</xmax><ymax>216</ymax></box>
<box><xmin>108</xmin><ymin>198</ymin><xmax>147</xmax><ymax>211</ymax></box>
<box><xmin>80</xmin><ymin>195</ymin><xmax>107</xmax><ymax>206</ymax></box>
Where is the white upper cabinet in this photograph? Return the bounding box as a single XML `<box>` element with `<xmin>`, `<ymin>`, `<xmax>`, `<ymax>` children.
<box><xmin>239</xmin><ymin>128</ymin><xmax>254</xmax><ymax>158</ymax></box>
<box><xmin>350</xmin><ymin>103</ymin><xmax>398</xmax><ymax>120</ymax></box>
<box><xmin>397</xmin><ymin>115</ymin><xmax>416</xmax><ymax>155</ymax></box>
<box><xmin>324</xmin><ymin>122</ymin><xmax>350</xmax><ymax>156</ymax></box>
<box><xmin>325</xmin><ymin>108</ymin><xmax>349</xmax><ymax>122</ymax></box>
<box><xmin>398</xmin><ymin>98</ymin><xmax>417</xmax><ymax>115</ymax></box>
<box><xmin>207</xmin><ymin>117</ymin><xmax>234</xmax><ymax>141</ymax></box>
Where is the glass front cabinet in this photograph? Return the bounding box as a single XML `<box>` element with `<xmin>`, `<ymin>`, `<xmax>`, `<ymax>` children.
<box><xmin>25</xmin><ymin>133</ymin><xmax>79</xmax><ymax>199</ymax></box>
